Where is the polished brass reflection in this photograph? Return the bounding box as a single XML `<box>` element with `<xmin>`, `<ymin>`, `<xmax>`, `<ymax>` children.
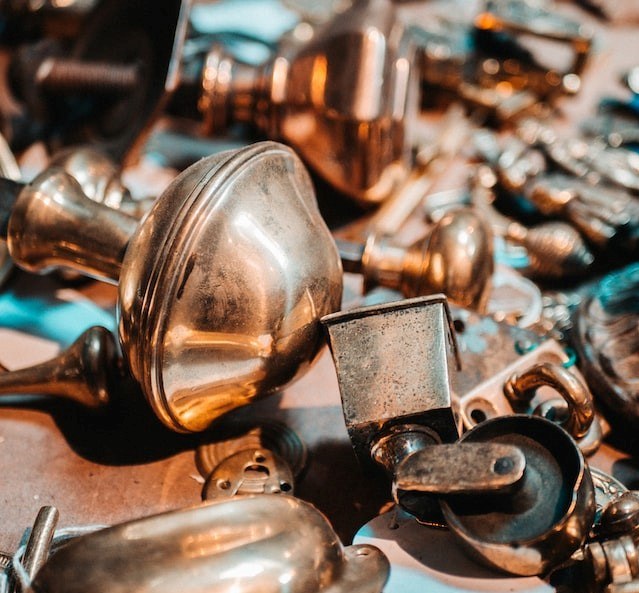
<box><xmin>48</xmin><ymin>146</ymin><xmax>131</xmax><ymax>209</ymax></box>
<box><xmin>4</xmin><ymin>142</ymin><xmax>343</xmax><ymax>431</ymax></box>
<box><xmin>0</xmin><ymin>326</ymin><xmax>118</xmax><ymax>409</ymax></box>
<box><xmin>48</xmin><ymin>146</ymin><xmax>156</xmax><ymax>218</ymax></box>
<box><xmin>48</xmin><ymin>146</ymin><xmax>153</xmax><ymax>281</ymax></box>
<box><xmin>339</xmin><ymin>208</ymin><xmax>494</xmax><ymax>311</ymax></box>
<box><xmin>32</xmin><ymin>496</ymin><xmax>390</xmax><ymax>593</ymax></box>
<box><xmin>197</xmin><ymin>0</ymin><xmax>419</xmax><ymax>204</ymax></box>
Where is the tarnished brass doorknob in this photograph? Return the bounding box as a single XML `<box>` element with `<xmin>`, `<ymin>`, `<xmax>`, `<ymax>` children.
<box><xmin>0</xmin><ymin>141</ymin><xmax>343</xmax><ymax>432</ymax></box>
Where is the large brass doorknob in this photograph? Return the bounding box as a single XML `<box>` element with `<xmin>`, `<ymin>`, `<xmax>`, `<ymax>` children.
<box><xmin>0</xmin><ymin>141</ymin><xmax>343</xmax><ymax>431</ymax></box>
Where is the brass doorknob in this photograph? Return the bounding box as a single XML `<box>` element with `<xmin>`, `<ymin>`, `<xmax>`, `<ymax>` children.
<box><xmin>192</xmin><ymin>0</ymin><xmax>419</xmax><ymax>204</ymax></box>
<box><xmin>0</xmin><ymin>141</ymin><xmax>343</xmax><ymax>432</ymax></box>
<box><xmin>338</xmin><ymin>208</ymin><xmax>494</xmax><ymax>311</ymax></box>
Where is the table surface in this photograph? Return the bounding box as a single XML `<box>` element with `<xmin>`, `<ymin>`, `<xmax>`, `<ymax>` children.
<box><xmin>1</xmin><ymin>1</ymin><xmax>639</xmax><ymax>586</ymax></box>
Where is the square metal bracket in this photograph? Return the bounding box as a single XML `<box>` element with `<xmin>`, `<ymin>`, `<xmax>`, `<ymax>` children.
<box><xmin>322</xmin><ymin>294</ymin><xmax>461</xmax><ymax>467</ymax></box>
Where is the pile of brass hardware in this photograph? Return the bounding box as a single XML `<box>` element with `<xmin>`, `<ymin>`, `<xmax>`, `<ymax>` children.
<box><xmin>0</xmin><ymin>0</ymin><xmax>639</xmax><ymax>591</ymax></box>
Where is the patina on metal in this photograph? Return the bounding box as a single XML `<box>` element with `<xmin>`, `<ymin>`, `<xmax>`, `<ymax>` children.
<box><xmin>450</xmin><ymin>305</ymin><xmax>602</xmax><ymax>455</ymax></box>
<box><xmin>323</xmin><ymin>295</ymin><xmax>469</xmax><ymax>525</ymax></box>
<box><xmin>504</xmin><ymin>361</ymin><xmax>595</xmax><ymax>440</ymax></box>
<box><xmin>584</xmin><ymin>534</ymin><xmax>639</xmax><ymax>591</ymax></box>
<box><xmin>30</xmin><ymin>496</ymin><xmax>390</xmax><ymax>593</ymax></box>
<box><xmin>196</xmin><ymin>418</ymin><xmax>308</xmax><ymax>480</ymax></box>
<box><xmin>440</xmin><ymin>415</ymin><xmax>595</xmax><ymax>577</ymax></box>
<box><xmin>394</xmin><ymin>442</ymin><xmax>526</xmax><ymax>495</ymax></box>
<box><xmin>322</xmin><ymin>295</ymin><xmax>461</xmax><ymax>468</ymax></box>
<box><xmin>1</xmin><ymin>141</ymin><xmax>343</xmax><ymax>432</ymax></box>
<box><xmin>202</xmin><ymin>448</ymin><xmax>295</xmax><ymax>500</ymax></box>
<box><xmin>196</xmin><ymin>0</ymin><xmax>419</xmax><ymax>204</ymax></box>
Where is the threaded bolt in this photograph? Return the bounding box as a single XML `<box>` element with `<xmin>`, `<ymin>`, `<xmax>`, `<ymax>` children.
<box><xmin>35</xmin><ymin>58</ymin><xmax>141</xmax><ymax>95</ymax></box>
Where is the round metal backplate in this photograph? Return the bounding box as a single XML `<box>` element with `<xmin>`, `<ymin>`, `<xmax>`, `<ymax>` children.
<box><xmin>441</xmin><ymin>415</ymin><xmax>595</xmax><ymax>576</ymax></box>
<box><xmin>196</xmin><ymin>417</ymin><xmax>308</xmax><ymax>479</ymax></box>
<box><xmin>64</xmin><ymin>0</ymin><xmax>184</xmax><ymax>160</ymax></box>
<box><xmin>202</xmin><ymin>448</ymin><xmax>295</xmax><ymax>501</ymax></box>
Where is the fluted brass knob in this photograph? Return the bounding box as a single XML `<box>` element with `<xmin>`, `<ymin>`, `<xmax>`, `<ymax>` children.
<box><xmin>195</xmin><ymin>0</ymin><xmax>419</xmax><ymax>204</ymax></box>
<box><xmin>1</xmin><ymin>141</ymin><xmax>343</xmax><ymax>431</ymax></box>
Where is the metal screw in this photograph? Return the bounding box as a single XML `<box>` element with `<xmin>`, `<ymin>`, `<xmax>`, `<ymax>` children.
<box><xmin>36</xmin><ymin>58</ymin><xmax>141</xmax><ymax>95</ymax></box>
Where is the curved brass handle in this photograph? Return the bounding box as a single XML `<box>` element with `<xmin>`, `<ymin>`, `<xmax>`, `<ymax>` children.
<box><xmin>504</xmin><ymin>362</ymin><xmax>594</xmax><ymax>440</ymax></box>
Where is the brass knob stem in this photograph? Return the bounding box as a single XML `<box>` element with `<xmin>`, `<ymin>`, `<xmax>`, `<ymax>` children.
<box><xmin>361</xmin><ymin>233</ymin><xmax>407</xmax><ymax>294</ymax></box>
<box><xmin>504</xmin><ymin>362</ymin><xmax>594</xmax><ymax>440</ymax></box>
<box><xmin>2</xmin><ymin>143</ymin><xmax>343</xmax><ymax>432</ymax></box>
<box><xmin>0</xmin><ymin>326</ymin><xmax>118</xmax><ymax>408</ymax></box>
<box><xmin>199</xmin><ymin>45</ymin><xmax>262</xmax><ymax>136</ymax></box>
<box><xmin>405</xmin><ymin>209</ymin><xmax>493</xmax><ymax>311</ymax></box>
<box><xmin>7</xmin><ymin>169</ymin><xmax>138</xmax><ymax>282</ymax></box>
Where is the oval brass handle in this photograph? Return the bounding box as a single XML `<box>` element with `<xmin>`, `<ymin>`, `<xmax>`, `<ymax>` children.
<box><xmin>504</xmin><ymin>362</ymin><xmax>594</xmax><ymax>440</ymax></box>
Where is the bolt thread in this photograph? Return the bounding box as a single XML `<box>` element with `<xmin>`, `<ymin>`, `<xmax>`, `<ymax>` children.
<box><xmin>36</xmin><ymin>58</ymin><xmax>140</xmax><ymax>95</ymax></box>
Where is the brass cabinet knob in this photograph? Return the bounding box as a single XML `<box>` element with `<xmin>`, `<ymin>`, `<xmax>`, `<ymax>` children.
<box><xmin>338</xmin><ymin>208</ymin><xmax>494</xmax><ymax>311</ymax></box>
<box><xmin>1</xmin><ymin>141</ymin><xmax>343</xmax><ymax>432</ymax></box>
<box><xmin>0</xmin><ymin>326</ymin><xmax>118</xmax><ymax>409</ymax></box>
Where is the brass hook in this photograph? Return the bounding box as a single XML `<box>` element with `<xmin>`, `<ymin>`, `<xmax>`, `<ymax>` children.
<box><xmin>504</xmin><ymin>361</ymin><xmax>595</xmax><ymax>440</ymax></box>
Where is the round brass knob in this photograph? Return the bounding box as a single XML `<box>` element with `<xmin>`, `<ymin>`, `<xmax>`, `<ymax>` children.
<box><xmin>194</xmin><ymin>0</ymin><xmax>418</xmax><ymax>204</ymax></box>
<box><xmin>350</xmin><ymin>208</ymin><xmax>494</xmax><ymax>311</ymax></box>
<box><xmin>3</xmin><ymin>141</ymin><xmax>343</xmax><ymax>431</ymax></box>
